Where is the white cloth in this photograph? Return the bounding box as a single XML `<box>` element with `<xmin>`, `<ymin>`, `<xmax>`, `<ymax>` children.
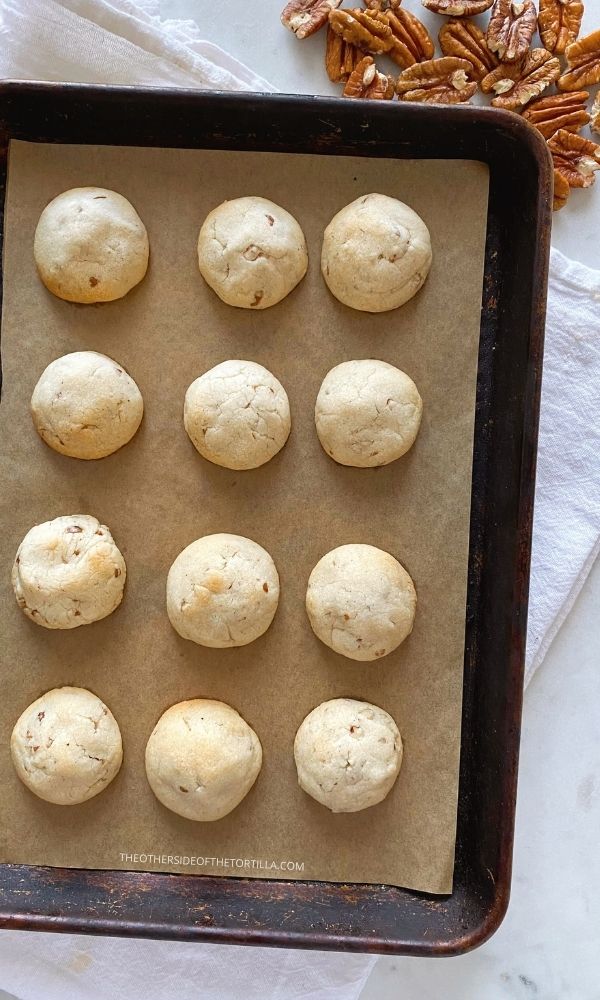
<box><xmin>0</xmin><ymin>930</ymin><xmax>377</xmax><ymax>999</ymax></box>
<box><xmin>0</xmin><ymin>2</ymin><xmax>598</xmax><ymax>997</ymax></box>
<box><xmin>525</xmin><ymin>249</ymin><xmax>600</xmax><ymax>684</ymax></box>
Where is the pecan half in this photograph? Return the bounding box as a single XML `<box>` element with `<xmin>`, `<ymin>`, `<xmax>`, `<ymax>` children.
<box><xmin>387</xmin><ymin>9</ymin><xmax>435</xmax><ymax>67</ymax></box>
<box><xmin>480</xmin><ymin>48</ymin><xmax>560</xmax><ymax>110</ymax></box>
<box><xmin>549</xmin><ymin>129</ymin><xmax>600</xmax><ymax>188</ymax></box>
<box><xmin>591</xmin><ymin>94</ymin><xmax>600</xmax><ymax>136</ymax></box>
<box><xmin>553</xmin><ymin>168</ymin><xmax>570</xmax><ymax>210</ymax></box>
<box><xmin>439</xmin><ymin>20</ymin><xmax>499</xmax><ymax>79</ymax></box>
<box><xmin>522</xmin><ymin>90</ymin><xmax>590</xmax><ymax>139</ymax></box>
<box><xmin>328</xmin><ymin>8</ymin><xmax>393</xmax><ymax>55</ymax></box>
<box><xmin>343</xmin><ymin>55</ymin><xmax>395</xmax><ymax>97</ymax></box>
<box><xmin>363</xmin><ymin>0</ymin><xmax>401</xmax><ymax>8</ymax></box>
<box><xmin>422</xmin><ymin>0</ymin><xmax>493</xmax><ymax>15</ymax></box>
<box><xmin>396</xmin><ymin>57</ymin><xmax>477</xmax><ymax>103</ymax></box>
<box><xmin>538</xmin><ymin>0</ymin><xmax>584</xmax><ymax>55</ymax></box>
<box><xmin>326</xmin><ymin>24</ymin><xmax>362</xmax><ymax>80</ymax></box>
<box><xmin>281</xmin><ymin>0</ymin><xmax>342</xmax><ymax>38</ymax></box>
<box><xmin>486</xmin><ymin>0</ymin><xmax>537</xmax><ymax>63</ymax></box>
<box><xmin>558</xmin><ymin>30</ymin><xmax>600</xmax><ymax>91</ymax></box>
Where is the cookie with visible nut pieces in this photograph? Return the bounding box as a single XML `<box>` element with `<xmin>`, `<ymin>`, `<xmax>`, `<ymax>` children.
<box><xmin>11</xmin><ymin>687</ymin><xmax>123</xmax><ymax>805</ymax></box>
<box><xmin>197</xmin><ymin>196</ymin><xmax>308</xmax><ymax>310</ymax></box>
<box><xmin>34</xmin><ymin>187</ymin><xmax>148</xmax><ymax>303</ymax></box>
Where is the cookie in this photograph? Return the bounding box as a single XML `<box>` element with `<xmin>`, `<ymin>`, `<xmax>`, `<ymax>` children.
<box><xmin>184</xmin><ymin>359</ymin><xmax>291</xmax><ymax>470</ymax></box>
<box><xmin>11</xmin><ymin>687</ymin><xmax>123</xmax><ymax>805</ymax></box>
<box><xmin>30</xmin><ymin>351</ymin><xmax>143</xmax><ymax>460</ymax></box>
<box><xmin>306</xmin><ymin>543</ymin><xmax>416</xmax><ymax>661</ymax></box>
<box><xmin>321</xmin><ymin>193</ymin><xmax>432</xmax><ymax>312</ymax></box>
<box><xmin>197</xmin><ymin>196</ymin><xmax>308</xmax><ymax>309</ymax></box>
<box><xmin>315</xmin><ymin>359</ymin><xmax>422</xmax><ymax>467</ymax></box>
<box><xmin>34</xmin><ymin>187</ymin><xmax>149</xmax><ymax>303</ymax></box>
<box><xmin>12</xmin><ymin>514</ymin><xmax>126</xmax><ymax>629</ymax></box>
<box><xmin>294</xmin><ymin>698</ymin><xmax>403</xmax><ymax>813</ymax></box>
<box><xmin>145</xmin><ymin>699</ymin><xmax>262</xmax><ymax>821</ymax></box>
<box><xmin>166</xmin><ymin>533</ymin><xmax>279</xmax><ymax>647</ymax></box>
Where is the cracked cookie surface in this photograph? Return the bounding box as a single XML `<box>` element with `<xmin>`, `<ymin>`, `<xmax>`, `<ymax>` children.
<box><xmin>145</xmin><ymin>699</ymin><xmax>262</xmax><ymax>821</ymax></box>
<box><xmin>294</xmin><ymin>698</ymin><xmax>403</xmax><ymax>812</ymax></box>
<box><xmin>321</xmin><ymin>192</ymin><xmax>432</xmax><ymax>312</ymax></box>
<box><xmin>184</xmin><ymin>359</ymin><xmax>291</xmax><ymax>470</ymax></box>
<box><xmin>315</xmin><ymin>359</ymin><xmax>422</xmax><ymax>467</ymax></box>
<box><xmin>166</xmin><ymin>533</ymin><xmax>279</xmax><ymax>648</ymax></box>
<box><xmin>306</xmin><ymin>543</ymin><xmax>416</xmax><ymax>661</ymax></box>
<box><xmin>12</xmin><ymin>514</ymin><xmax>126</xmax><ymax>630</ymax></box>
<box><xmin>197</xmin><ymin>196</ymin><xmax>308</xmax><ymax>309</ymax></box>
<box><xmin>31</xmin><ymin>351</ymin><xmax>143</xmax><ymax>460</ymax></box>
<box><xmin>11</xmin><ymin>686</ymin><xmax>123</xmax><ymax>805</ymax></box>
<box><xmin>33</xmin><ymin>187</ymin><xmax>149</xmax><ymax>303</ymax></box>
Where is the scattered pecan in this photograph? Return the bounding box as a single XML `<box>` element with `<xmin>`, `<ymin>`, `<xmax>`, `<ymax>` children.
<box><xmin>281</xmin><ymin>0</ymin><xmax>342</xmax><ymax>38</ymax></box>
<box><xmin>553</xmin><ymin>168</ymin><xmax>570</xmax><ymax>210</ymax></box>
<box><xmin>538</xmin><ymin>0</ymin><xmax>584</xmax><ymax>55</ymax></box>
<box><xmin>343</xmin><ymin>55</ymin><xmax>395</xmax><ymax>97</ymax></box>
<box><xmin>325</xmin><ymin>24</ymin><xmax>362</xmax><ymax>81</ymax></box>
<box><xmin>522</xmin><ymin>90</ymin><xmax>590</xmax><ymax>139</ymax></box>
<box><xmin>549</xmin><ymin>129</ymin><xmax>600</xmax><ymax>188</ymax></box>
<box><xmin>439</xmin><ymin>20</ymin><xmax>498</xmax><ymax>79</ymax></box>
<box><xmin>386</xmin><ymin>9</ymin><xmax>435</xmax><ymax>68</ymax></box>
<box><xmin>396</xmin><ymin>57</ymin><xmax>477</xmax><ymax>103</ymax></box>
<box><xmin>328</xmin><ymin>8</ymin><xmax>393</xmax><ymax>56</ymax></box>
<box><xmin>486</xmin><ymin>0</ymin><xmax>537</xmax><ymax>63</ymax></box>
<box><xmin>558</xmin><ymin>30</ymin><xmax>600</xmax><ymax>91</ymax></box>
<box><xmin>480</xmin><ymin>48</ymin><xmax>560</xmax><ymax>110</ymax></box>
<box><xmin>363</xmin><ymin>0</ymin><xmax>401</xmax><ymax>8</ymax></box>
<box><xmin>422</xmin><ymin>0</ymin><xmax>493</xmax><ymax>15</ymax></box>
<box><xmin>591</xmin><ymin>94</ymin><xmax>600</xmax><ymax>135</ymax></box>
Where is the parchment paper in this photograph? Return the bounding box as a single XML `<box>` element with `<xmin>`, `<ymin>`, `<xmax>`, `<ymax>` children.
<box><xmin>0</xmin><ymin>140</ymin><xmax>489</xmax><ymax>894</ymax></box>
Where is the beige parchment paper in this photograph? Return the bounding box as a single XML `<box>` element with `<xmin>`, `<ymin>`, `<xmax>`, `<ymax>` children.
<box><xmin>0</xmin><ymin>140</ymin><xmax>489</xmax><ymax>894</ymax></box>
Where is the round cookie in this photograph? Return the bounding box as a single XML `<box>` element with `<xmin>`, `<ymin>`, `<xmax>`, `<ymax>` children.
<box><xmin>31</xmin><ymin>351</ymin><xmax>144</xmax><ymax>460</ymax></box>
<box><xmin>294</xmin><ymin>698</ymin><xmax>403</xmax><ymax>813</ymax></box>
<box><xmin>184</xmin><ymin>359</ymin><xmax>291</xmax><ymax>470</ymax></box>
<box><xmin>321</xmin><ymin>193</ymin><xmax>432</xmax><ymax>313</ymax></box>
<box><xmin>12</xmin><ymin>514</ymin><xmax>126</xmax><ymax>630</ymax></box>
<box><xmin>197</xmin><ymin>196</ymin><xmax>308</xmax><ymax>309</ymax></box>
<box><xmin>145</xmin><ymin>699</ymin><xmax>262</xmax><ymax>821</ymax></box>
<box><xmin>11</xmin><ymin>687</ymin><xmax>123</xmax><ymax>805</ymax></box>
<box><xmin>315</xmin><ymin>359</ymin><xmax>422</xmax><ymax>467</ymax></box>
<box><xmin>306</xmin><ymin>543</ymin><xmax>416</xmax><ymax>661</ymax></box>
<box><xmin>34</xmin><ymin>187</ymin><xmax>149</xmax><ymax>303</ymax></box>
<box><xmin>166</xmin><ymin>533</ymin><xmax>279</xmax><ymax>648</ymax></box>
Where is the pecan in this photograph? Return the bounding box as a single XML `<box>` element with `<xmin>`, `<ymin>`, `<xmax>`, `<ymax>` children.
<box><xmin>558</xmin><ymin>30</ymin><xmax>600</xmax><ymax>91</ymax></box>
<box><xmin>522</xmin><ymin>90</ymin><xmax>590</xmax><ymax>139</ymax></box>
<box><xmin>480</xmin><ymin>48</ymin><xmax>560</xmax><ymax>110</ymax></box>
<box><xmin>439</xmin><ymin>20</ymin><xmax>498</xmax><ymax>79</ymax></box>
<box><xmin>281</xmin><ymin>0</ymin><xmax>342</xmax><ymax>38</ymax></box>
<box><xmin>591</xmin><ymin>94</ymin><xmax>600</xmax><ymax>136</ymax></box>
<box><xmin>538</xmin><ymin>0</ymin><xmax>584</xmax><ymax>55</ymax></box>
<box><xmin>363</xmin><ymin>0</ymin><xmax>401</xmax><ymax>8</ymax></box>
<box><xmin>325</xmin><ymin>24</ymin><xmax>362</xmax><ymax>80</ymax></box>
<box><xmin>553</xmin><ymin>168</ymin><xmax>570</xmax><ymax>210</ymax></box>
<box><xmin>549</xmin><ymin>129</ymin><xmax>600</xmax><ymax>188</ymax></box>
<box><xmin>396</xmin><ymin>57</ymin><xmax>477</xmax><ymax>103</ymax></box>
<box><xmin>328</xmin><ymin>8</ymin><xmax>393</xmax><ymax>56</ymax></box>
<box><xmin>386</xmin><ymin>9</ymin><xmax>435</xmax><ymax>68</ymax></box>
<box><xmin>422</xmin><ymin>0</ymin><xmax>493</xmax><ymax>15</ymax></box>
<box><xmin>486</xmin><ymin>0</ymin><xmax>537</xmax><ymax>63</ymax></box>
<box><xmin>343</xmin><ymin>55</ymin><xmax>395</xmax><ymax>97</ymax></box>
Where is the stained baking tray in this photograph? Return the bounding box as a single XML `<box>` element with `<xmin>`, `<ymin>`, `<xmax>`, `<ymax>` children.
<box><xmin>0</xmin><ymin>81</ymin><xmax>551</xmax><ymax>955</ymax></box>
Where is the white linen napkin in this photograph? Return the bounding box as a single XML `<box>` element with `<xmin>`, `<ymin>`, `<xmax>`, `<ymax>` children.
<box><xmin>0</xmin><ymin>3</ymin><xmax>598</xmax><ymax>997</ymax></box>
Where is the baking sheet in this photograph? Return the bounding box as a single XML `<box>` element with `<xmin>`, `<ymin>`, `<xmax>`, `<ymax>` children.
<box><xmin>0</xmin><ymin>140</ymin><xmax>488</xmax><ymax>894</ymax></box>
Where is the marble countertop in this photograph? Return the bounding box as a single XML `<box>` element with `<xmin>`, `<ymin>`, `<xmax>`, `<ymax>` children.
<box><xmin>159</xmin><ymin>1</ymin><xmax>600</xmax><ymax>995</ymax></box>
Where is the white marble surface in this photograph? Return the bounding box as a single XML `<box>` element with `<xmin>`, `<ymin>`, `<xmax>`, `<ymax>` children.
<box><xmin>158</xmin><ymin>1</ymin><xmax>600</xmax><ymax>996</ymax></box>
